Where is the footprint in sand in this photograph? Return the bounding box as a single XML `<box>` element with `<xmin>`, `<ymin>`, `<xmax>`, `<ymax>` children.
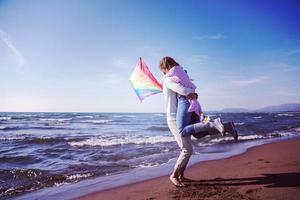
<box><xmin>245</xmin><ymin>188</ymin><xmax>261</xmax><ymax>194</ymax></box>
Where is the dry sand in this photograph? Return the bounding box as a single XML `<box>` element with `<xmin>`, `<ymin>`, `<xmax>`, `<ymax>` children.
<box><xmin>78</xmin><ymin>138</ymin><xmax>300</xmax><ymax>200</ymax></box>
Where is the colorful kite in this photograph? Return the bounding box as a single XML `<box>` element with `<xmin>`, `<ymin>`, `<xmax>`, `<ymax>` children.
<box><xmin>130</xmin><ymin>57</ymin><xmax>163</xmax><ymax>101</ymax></box>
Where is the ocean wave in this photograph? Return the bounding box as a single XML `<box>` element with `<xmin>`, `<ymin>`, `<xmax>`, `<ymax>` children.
<box><xmin>0</xmin><ymin>155</ymin><xmax>40</xmax><ymax>164</ymax></box>
<box><xmin>234</xmin><ymin>122</ymin><xmax>245</xmax><ymax>126</ymax></box>
<box><xmin>138</xmin><ymin>163</ymin><xmax>160</xmax><ymax>168</ymax></box>
<box><xmin>30</xmin><ymin>126</ymin><xmax>70</xmax><ymax>130</ymax></box>
<box><xmin>75</xmin><ymin>115</ymin><xmax>94</xmax><ymax>119</ymax></box>
<box><xmin>253</xmin><ymin>116</ymin><xmax>262</xmax><ymax>119</ymax></box>
<box><xmin>0</xmin><ymin>169</ymin><xmax>45</xmax><ymax>182</ymax></box>
<box><xmin>153</xmin><ymin>114</ymin><xmax>165</xmax><ymax>117</ymax></box>
<box><xmin>0</xmin><ymin>135</ymin><xmax>26</xmax><ymax>141</ymax></box>
<box><xmin>54</xmin><ymin>182</ymin><xmax>70</xmax><ymax>187</ymax></box>
<box><xmin>0</xmin><ymin>125</ymin><xmax>71</xmax><ymax>131</ymax></box>
<box><xmin>295</xmin><ymin>127</ymin><xmax>300</xmax><ymax>132</ymax></box>
<box><xmin>197</xmin><ymin>127</ymin><xmax>300</xmax><ymax>146</ymax></box>
<box><xmin>68</xmin><ymin>135</ymin><xmax>175</xmax><ymax>147</ymax></box>
<box><xmin>0</xmin><ymin>168</ymin><xmax>61</xmax><ymax>198</ymax></box>
<box><xmin>113</xmin><ymin>115</ymin><xmax>137</xmax><ymax>118</ymax></box>
<box><xmin>212</xmin><ymin>135</ymin><xmax>266</xmax><ymax>143</ymax></box>
<box><xmin>0</xmin><ymin>117</ymin><xmax>12</xmax><ymax>121</ymax></box>
<box><xmin>0</xmin><ymin>125</ymin><xmax>8</xmax><ymax>130</ymax></box>
<box><xmin>197</xmin><ymin>135</ymin><xmax>266</xmax><ymax>147</ymax></box>
<box><xmin>39</xmin><ymin>118</ymin><xmax>73</xmax><ymax>122</ymax></box>
<box><xmin>25</xmin><ymin>137</ymin><xmax>68</xmax><ymax>144</ymax></box>
<box><xmin>19</xmin><ymin>114</ymin><xmax>38</xmax><ymax>117</ymax></box>
<box><xmin>146</xmin><ymin>126</ymin><xmax>169</xmax><ymax>131</ymax></box>
<box><xmin>0</xmin><ymin>126</ymin><xmax>20</xmax><ymax>131</ymax></box>
<box><xmin>66</xmin><ymin>173</ymin><xmax>93</xmax><ymax>180</ymax></box>
<box><xmin>277</xmin><ymin>113</ymin><xmax>294</xmax><ymax>117</ymax></box>
<box><xmin>83</xmin><ymin>120</ymin><xmax>113</xmax><ymax>124</ymax></box>
<box><xmin>0</xmin><ymin>135</ymin><xmax>74</xmax><ymax>144</ymax></box>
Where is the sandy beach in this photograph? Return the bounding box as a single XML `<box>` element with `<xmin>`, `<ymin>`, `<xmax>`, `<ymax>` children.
<box><xmin>78</xmin><ymin>138</ymin><xmax>300</xmax><ymax>200</ymax></box>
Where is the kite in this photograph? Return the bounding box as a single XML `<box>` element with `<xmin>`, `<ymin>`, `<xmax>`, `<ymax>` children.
<box><xmin>130</xmin><ymin>57</ymin><xmax>163</xmax><ymax>101</ymax></box>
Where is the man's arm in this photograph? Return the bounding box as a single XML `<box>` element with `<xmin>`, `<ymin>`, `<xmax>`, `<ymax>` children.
<box><xmin>164</xmin><ymin>77</ymin><xmax>195</xmax><ymax>96</ymax></box>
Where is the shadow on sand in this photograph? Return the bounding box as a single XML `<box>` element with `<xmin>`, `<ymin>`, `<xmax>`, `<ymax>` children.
<box><xmin>184</xmin><ymin>172</ymin><xmax>300</xmax><ymax>188</ymax></box>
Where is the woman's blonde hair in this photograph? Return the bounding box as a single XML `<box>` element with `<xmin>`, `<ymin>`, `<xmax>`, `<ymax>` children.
<box><xmin>159</xmin><ymin>56</ymin><xmax>179</xmax><ymax>72</ymax></box>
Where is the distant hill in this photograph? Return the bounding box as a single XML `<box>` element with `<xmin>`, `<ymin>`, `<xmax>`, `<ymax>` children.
<box><xmin>214</xmin><ymin>103</ymin><xmax>300</xmax><ymax>113</ymax></box>
<box><xmin>219</xmin><ymin>108</ymin><xmax>250</xmax><ymax>113</ymax></box>
<box><xmin>255</xmin><ymin>103</ymin><xmax>300</xmax><ymax>112</ymax></box>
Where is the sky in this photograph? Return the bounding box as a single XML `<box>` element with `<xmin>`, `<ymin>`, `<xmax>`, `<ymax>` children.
<box><xmin>0</xmin><ymin>0</ymin><xmax>300</xmax><ymax>112</ymax></box>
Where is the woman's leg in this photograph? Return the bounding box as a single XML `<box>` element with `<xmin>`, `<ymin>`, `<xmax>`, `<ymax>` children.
<box><xmin>176</xmin><ymin>96</ymin><xmax>193</xmax><ymax>137</ymax></box>
<box><xmin>180</xmin><ymin>118</ymin><xmax>225</xmax><ymax>137</ymax></box>
<box><xmin>176</xmin><ymin>96</ymin><xmax>222</xmax><ymax>137</ymax></box>
<box><xmin>167</xmin><ymin>119</ymin><xmax>193</xmax><ymax>186</ymax></box>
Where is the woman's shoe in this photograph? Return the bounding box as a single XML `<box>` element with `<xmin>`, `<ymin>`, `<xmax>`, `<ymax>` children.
<box><xmin>213</xmin><ymin>118</ymin><xmax>226</xmax><ymax>136</ymax></box>
<box><xmin>224</xmin><ymin>122</ymin><xmax>238</xmax><ymax>141</ymax></box>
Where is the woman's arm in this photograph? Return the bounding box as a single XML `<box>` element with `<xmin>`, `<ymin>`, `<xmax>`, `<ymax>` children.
<box><xmin>164</xmin><ymin>77</ymin><xmax>195</xmax><ymax>96</ymax></box>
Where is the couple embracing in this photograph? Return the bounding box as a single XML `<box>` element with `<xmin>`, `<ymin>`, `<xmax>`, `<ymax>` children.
<box><xmin>159</xmin><ymin>56</ymin><xmax>238</xmax><ymax>187</ymax></box>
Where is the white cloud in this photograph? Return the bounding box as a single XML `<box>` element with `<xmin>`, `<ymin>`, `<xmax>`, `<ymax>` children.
<box><xmin>184</xmin><ymin>54</ymin><xmax>210</xmax><ymax>66</ymax></box>
<box><xmin>231</xmin><ymin>76</ymin><xmax>269</xmax><ymax>87</ymax></box>
<box><xmin>112</xmin><ymin>58</ymin><xmax>131</xmax><ymax>69</ymax></box>
<box><xmin>194</xmin><ymin>33</ymin><xmax>226</xmax><ymax>41</ymax></box>
<box><xmin>209</xmin><ymin>34</ymin><xmax>226</xmax><ymax>40</ymax></box>
<box><xmin>0</xmin><ymin>29</ymin><xmax>25</xmax><ymax>66</ymax></box>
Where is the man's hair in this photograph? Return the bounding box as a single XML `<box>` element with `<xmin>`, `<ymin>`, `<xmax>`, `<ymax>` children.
<box><xmin>159</xmin><ymin>56</ymin><xmax>179</xmax><ymax>71</ymax></box>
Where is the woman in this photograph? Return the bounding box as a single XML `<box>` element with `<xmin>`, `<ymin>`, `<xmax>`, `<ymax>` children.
<box><xmin>159</xmin><ymin>56</ymin><xmax>237</xmax><ymax>187</ymax></box>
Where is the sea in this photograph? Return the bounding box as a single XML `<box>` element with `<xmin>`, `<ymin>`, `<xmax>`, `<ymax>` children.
<box><xmin>1</xmin><ymin>112</ymin><xmax>300</xmax><ymax>199</ymax></box>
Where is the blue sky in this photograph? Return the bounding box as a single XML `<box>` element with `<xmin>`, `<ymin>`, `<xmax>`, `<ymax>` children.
<box><xmin>0</xmin><ymin>0</ymin><xmax>299</xmax><ymax>112</ymax></box>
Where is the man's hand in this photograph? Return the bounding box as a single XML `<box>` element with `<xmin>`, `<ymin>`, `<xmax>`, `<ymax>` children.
<box><xmin>187</xmin><ymin>93</ymin><xmax>198</xmax><ymax>100</ymax></box>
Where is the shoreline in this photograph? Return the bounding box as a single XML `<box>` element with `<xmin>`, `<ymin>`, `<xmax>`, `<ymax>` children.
<box><xmin>78</xmin><ymin>137</ymin><xmax>300</xmax><ymax>200</ymax></box>
<box><xmin>13</xmin><ymin>135</ymin><xmax>300</xmax><ymax>200</ymax></box>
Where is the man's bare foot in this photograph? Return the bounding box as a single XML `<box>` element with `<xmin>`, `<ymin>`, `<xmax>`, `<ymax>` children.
<box><xmin>178</xmin><ymin>176</ymin><xmax>196</xmax><ymax>182</ymax></box>
<box><xmin>170</xmin><ymin>176</ymin><xmax>185</xmax><ymax>187</ymax></box>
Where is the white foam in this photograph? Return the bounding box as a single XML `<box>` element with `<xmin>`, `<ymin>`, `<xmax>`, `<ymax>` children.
<box><xmin>0</xmin><ymin>136</ymin><xmax>26</xmax><ymax>141</ymax></box>
<box><xmin>54</xmin><ymin>182</ymin><xmax>70</xmax><ymax>187</ymax></box>
<box><xmin>153</xmin><ymin>114</ymin><xmax>165</xmax><ymax>117</ymax></box>
<box><xmin>113</xmin><ymin>115</ymin><xmax>137</xmax><ymax>118</ymax></box>
<box><xmin>83</xmin><ymin>120</ymin><xmax>112</xmax><ymax>124</ymax></box>
<box><xmin>238</xmin><ymin>135</ymin><xmax>266</xmax><ymax>140</ymax></box>
<box><xmin>267</xmin><ymin>127</ymin><xmax>300</xmax><ymax>137</ymax></box>
<box><xmin>22</xmin><ymin>114</ymin><xmax>37</xmax><ymax>117</ymax></box>
<box><xmin>203</xmin><ymin>129</ymin><xmax>300</xmax><ymax>145</ymax></box>
<box><xmin>75</xmin><ymin>115</ymin><xmax>94</xmax><ymax>119</ymax></box>
<box><xmin>138</xmin><ymin>163</ymin><xmax>160</xmax><ymax>168</ymax></box>
<box><xmin>235</xmin><ymin>122</ymin><xmax>245</xmax><ymax>125</ymax></box>
<box><xmin>197</xmin><ymin>142</ymin><xmax>215</xmax><ymax>147</ymax></box>
<box><xmin>277</xmin><ymin>113</ymin><xmax>294</xmax><ymax>117</ymax></box>
<box><xmin>39</xmin><ymin>118</ymin><xmax>72</xmax><ymax>122</ymax></box>
<box><xmin>0</xmin><ymin>117</ymin><xmax>11</xmax><ymax>121</ymax></box>
<box><xmin>66</xmin><ymin>173</ymin><xmax>92</xmax><ymax>180</ymax></box>
<box><xmin>294</xmin><ymin>127</ymin><xmax>300</xmax><ymax>132</ymax></box>
<box><xmin>195</xmin><ymin>134</ymin><xmax>266</xmax><ymax>146</ymax></box>
<box><xmin>253</xmin><ymin>116</ymin><xmax>262</xmax><ymax>119</ymax></box>
<box><xmin>278</xmin><ymin>132</ymin><xmax>295</xmax><ymax>137</ymax></box>
<box><xmin>68</xmin><ymin>135</ymin><xmax>175</xmax><ymax>147</ymax></box>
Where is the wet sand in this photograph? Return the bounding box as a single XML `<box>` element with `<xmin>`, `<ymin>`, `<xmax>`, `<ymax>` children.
<box><xmin>78</xmin><ymin>138</ymin><xmax>300</xmax><ymax>200</ymax></box>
